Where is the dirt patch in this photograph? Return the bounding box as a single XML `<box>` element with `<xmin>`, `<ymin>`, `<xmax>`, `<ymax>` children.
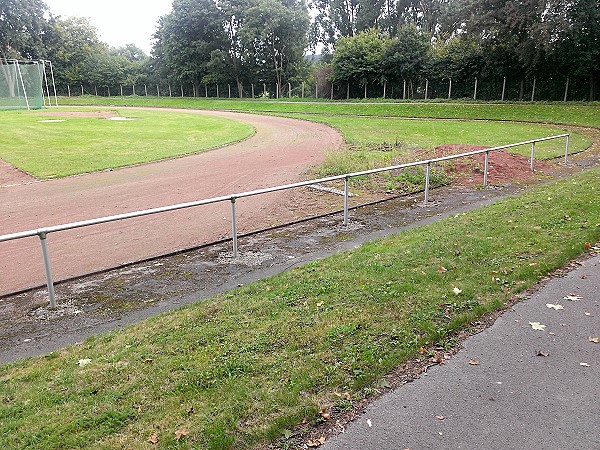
<box><xmin>417</xmin><ymin>144</ymin><xmax>551</xmax><ymax>185</ymax></box>
<box><xmin>0</xmin><ymin>159</ymin><xmax>36</xmax><ymax>186</ymax></box>
<box><xmin>38</xmin><ymin>110</ymin><xmax>119</xmax><ymax>119</ymax></box>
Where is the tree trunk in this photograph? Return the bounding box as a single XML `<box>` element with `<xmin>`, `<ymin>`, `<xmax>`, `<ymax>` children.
<box><xmin>236</xmin><ymin>78</ymin><xmax>243</xmax><ymax>98</ymax></box>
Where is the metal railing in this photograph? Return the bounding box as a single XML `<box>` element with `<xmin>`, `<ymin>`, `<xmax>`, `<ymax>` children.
<box><xmin>0</xmin><ymin>134</ymin><xmax>570</xmax><ymax>307</ymax></box>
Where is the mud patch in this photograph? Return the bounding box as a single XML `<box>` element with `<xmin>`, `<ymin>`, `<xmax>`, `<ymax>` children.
<box><xmin>39</xmin><ymin>110</ymin><xmax>120</xmax><ymax>119</ymax></box>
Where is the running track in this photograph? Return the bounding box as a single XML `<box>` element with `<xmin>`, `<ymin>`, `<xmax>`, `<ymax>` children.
<box><xmin>0</xmin><ymin>109</ymin><xmax>343</xmax><ymax>295</ymax></box>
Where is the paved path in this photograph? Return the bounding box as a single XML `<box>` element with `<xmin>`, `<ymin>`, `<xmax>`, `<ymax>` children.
<box><xmin>0</xmin><ymin>109</ymin><xmax>342</xmax><ymax>295</ymax></box>
<box><xmin>323</xmin><ymin>253</ymin><xmax>600</xmax><ymax>450</ymax></box>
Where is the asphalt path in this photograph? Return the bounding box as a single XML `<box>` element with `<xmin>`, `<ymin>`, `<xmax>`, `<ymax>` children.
<box><xmin>0</xmin><ymin>109</ymin><xmax>342</xmax><ymax>295</ymax></box>
<box><xmin>322</xmin><ymin>253</ymin><xmax>600</xmax><ymax>450</ymax></box>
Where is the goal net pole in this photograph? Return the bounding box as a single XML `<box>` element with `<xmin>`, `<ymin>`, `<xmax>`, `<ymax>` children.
<box><xmin>15</xmin><ymin>61</ymin><xmax>30</xmax><ymax>110</ymax></box>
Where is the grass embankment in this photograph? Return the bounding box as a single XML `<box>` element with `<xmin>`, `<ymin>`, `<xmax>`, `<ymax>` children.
<box><xmin>2</xmin><ymin>167</ymin><xmax>599</xmax><ymax>449</ymax></box>
<box><xmin>0</xmin><ymin>108</ymin><xmax>254</xmax><ymax>179</ymax></box>
<box><xmin>59</xmin><ymin>96</ymin><xmax>600</xmax><ymax>128</ymax></box>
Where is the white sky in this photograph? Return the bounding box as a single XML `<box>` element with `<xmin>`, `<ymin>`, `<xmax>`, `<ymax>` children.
<box><xmin>43</xmin><ymin>0</ymin><xmax>173</xmax><ymax>55</ymax></box>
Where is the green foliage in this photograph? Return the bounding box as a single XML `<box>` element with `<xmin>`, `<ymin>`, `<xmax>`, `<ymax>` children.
<box><xmin>330</xmin><ymin>28</ymin><xmax>390</xmax><ymax>86</ymax></box>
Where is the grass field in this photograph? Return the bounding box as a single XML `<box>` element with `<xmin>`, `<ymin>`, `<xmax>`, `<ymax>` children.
<box><xmin>1</xmin><ymin>166</ymin><xmax>599</xmax><ymax>449</ymax></box>
<box><xmin>0</xmin><ymin>108</ymin><xmax>254</xmax><ymax>179</ymax></box>
<box><xmin>59</xmin><ymin>96</ymin><xmax>600</xmax><ymax>128</ymax></box>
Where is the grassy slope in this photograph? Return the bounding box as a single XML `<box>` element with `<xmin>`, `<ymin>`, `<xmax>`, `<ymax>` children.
<box><xmin>283</xmin><ymin>114</ymin><xmax>590</xmax><ymax>159</ymax></box>
<box><xmin>0</xmin><ymin>108</ymin><xmax>254</xmax><ymax>178</ymax></box>
<box><xmin>1</xmin><ymin>167</ymin><xmax>599</xmax><ymax>449</ymax></box>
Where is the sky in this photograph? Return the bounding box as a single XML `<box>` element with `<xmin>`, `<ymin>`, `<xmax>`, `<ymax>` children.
<box><xmin>43</xmin><ymin>0</ymin><xmax>173</xmax><ymax>55</ymax></box>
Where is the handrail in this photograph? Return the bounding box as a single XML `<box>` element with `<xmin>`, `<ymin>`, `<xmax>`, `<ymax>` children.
<box><xmin>0</xmin><ymin>133</ymin><xmax>570</xmax><ymax>307</ymax></box>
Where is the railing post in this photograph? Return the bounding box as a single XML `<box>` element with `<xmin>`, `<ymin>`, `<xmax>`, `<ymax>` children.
<box><xmin>530</xmin><ymin>142</ymin><xmax>536</xmax><ymax>171</ymax></box>
<box><xmin>343</xmin><ymin>176</ymin><xmax>349</xmax><ymax>226</ymax></box>
<box><xmin>424</xmin><ymin>163</ymin><xmax>431</xmax><ymax>203</ymax></box>
<box><xmin>38</xmin><ymin>231</ymin><xmax>57</xmax><ymax>308</ymax></box>
<box><xmin>483</xmin><ymin>150</ymin><xmax>489</xmax><ymax>188</ymax></box>
<box><xmin>564</xmin><ymin>134</ymin><xmax>570</xmax><ymax>164</ymax></box>
<box><xmin>231</xmin><ymin>198</ymin><xmax>238</xmax><ymax>258</ymax></box>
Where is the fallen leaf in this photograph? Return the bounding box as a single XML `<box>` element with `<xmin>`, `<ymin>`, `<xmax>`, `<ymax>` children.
<box><xmin>453</xmin><ymin>287</ymin><xmax>462</xmax><ymax>295</ymax></box>
<box><xmin>307</xmin><ymin>436</ymin><xmax>326</xmax><ymax>447</ymax></box>
<box><xmin>580</xmin><ymin>362</ymin><xmax>590</xmax><ymax>367</ymax></box>
<box><xmin>148</xmin><ymin>434</ymin><xmax>159</xmax><ymax>444</ymax></box>
<box><xmin>435</xmin><ymin>415</ymin><xmax>445</xmax><ymax>421</ymax></box>
<box><xmin>343</xmin><ymin>392</ymin><xmax>352</xmax><ymax>401</ymax></box>
<box><xmin>536</xmin><ymin>351</ymin><xmax>549</xmax><ymax>357</ymax></box>
<box><xmin>175</xmin><ymin>428</ymin><xmax>189</xmax><ymax>440</ymax></box>
<box><xmin>319</xmin><ymin>408</ymin><xmax>331</xmax><ymax>420</ymax></box>
<box><xmin>529</xmin><ymin>322</ymin><xmax>546</xmax><ymax>331</ymax></box>
<box><xmin>316</xmin><ymin>301</ymin><xmax>324</xmax><ymax>307</ymax></box>
<box><xmin>469</xmin><ymin>358</ymin><xmax>480</xmax><ymax>365</ymax></box>
<box><xmin>418</xmin><ymin>347</ymin><xmax>426</xmax><ymax>355</ymax></box>
<box><xmin>432</xmin><ymin>355</ymin><xmax>445</xmax><ymax>365</ymax></box>
<box><xmin>564</xmin><ymin>295</ymin><xmax>582</xmax><ymax>301</ymax></box>
<box><xmin>77</xmin><ymin>358</ymin><xmax>92</xmax><ymax>367</ymax></box>
<box><xmin>588</xmin><ymin>336</ymin><xmax>599</xmax><ymax>344</ymax></box>
<box><xmin>143</xmin><ymin>358</ymin><xmax>154</xmax><ymax>364</ymax></box>
<box><xmin>437</xmin><ymin>266</ymin><xmax>448</xmax><ymax>273</ymax></box>
<box><xmin>545</xmin><ymin>303</ymin><xmax>564</xmax><ymax>310</ymax></box>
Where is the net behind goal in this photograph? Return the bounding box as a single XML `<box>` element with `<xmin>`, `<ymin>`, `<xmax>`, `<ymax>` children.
<box><xmin>0</xmin><ymin>60</ymin><xmax>45</xmax><ymax>110</ymax></box>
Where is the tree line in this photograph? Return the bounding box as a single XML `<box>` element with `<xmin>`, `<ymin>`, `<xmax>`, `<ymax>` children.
<box><xmin>1</xmin><ymin>0</ymin><xmax>599</xmax><ymax>100</ymax></box>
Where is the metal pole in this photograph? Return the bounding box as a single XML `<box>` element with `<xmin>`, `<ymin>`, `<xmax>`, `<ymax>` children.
<box><xmin>483</xmin><ymin>151</ymin><xmax>489</xmax><ymax>187</ymax></box>
<box><xmin>343</xmin><ymin>176</ymin><xmax>349</xmax><ymax>226</ymax></box>
<box><xmin>289</xmin><ymin>82</ymin><xmax>291</xmax><ymax>98</ymax></box>
<box><xmin>144</xmin><ymin>84</ymin><xmax>148</xmax><ymax>96</ymax></box>
<box><xmin>564</xmin><ymin>135</ymin><xmax>570</xmax><ymax>164</ymax></box>
<box><xmin>156</xmin><ymin>85</ymin><xmax>160</xmax><ymax>97</ymax></box>
<box><xmin>564</xmin><ymin>77</ymin><xmax>569</xmax><ymax>102</ymax></box>
<box><xmin>331</xmin><ymin>83</ymin><xmax>334</xmax><ymax>100</ymax></box>
<box><xmin>425</xmin><ymin>79</ymin><xmax>429</xmax><ymax>100</ymax></box>
<box><xmin>530</xmin><ymin>142</ymin><xmax>535</xmax><ymax>171</ymax></box>
<box><xmin>120</xmin><ymin>85</ymin><xmax>123</xmax><ymax>96</ymax></box>
<box><xmin>531</xmin><ymin>77</ymin><xmax>536</xmax><ymax>102</ymax></box>
<box><xmin>48</xmin><ymin>60</ymin><xmax>59</xmax><ymax>106</ymax></box>
<box><xmin>403</xmin><ymin>79</ymin><xmax>406</xmax><ymax>99</ymax></box>
<box><xmin>42</xmin><ymin>60</ymin><xmax>51</xmax><ymax>106</ymax></box>
<box><xmin>181</xmin><ymin>84</ymin><xmax>184</xmax><ymax>97</ymax></box>
<box><xmin>383</xmin><ymin>80</ymin><xmax>386</xmax><ymax>99</ymax></box>
<box><xmin>252</xmin><ymin>84</ymin><xmax>255</xmax><ymax>98</ymax></box>
<box><xmin>474</xmin><ymin>77</ymin><xmax>478</xmax><ymax>100</ymax></box>
<box><xmin>68</xmin><ymin>84</ymin><xmax>71</xmax><ymax>97</ymax></box>
<box><xmin>168</xmin><ymin>84</ymin><xmax>172</xmax><ymax>97</ymax></box>
<box><xmin>448</xmin><ymin>78</ymin><xmax>452</xmax><ymax>99</ymax></box>
<box><xmin>502</xmin><ymin>77</ymin><xmax>506</xmax><ymax>101</ymax></box>
<box><xmin>39</xmin><ymin>232</ymin><xmax>57</xmax><ymax>308</ymax></box>
<box><xmin>228</xmin><ymin>84</ymin><xmax>231</xmax><ymax>98</ymax></box>
<box><xmin>231</xmin><ymin>198</ymin><xmax>238</xmax><ymax>258</ymax></box>
<box><xmin>15</xmin><ymin>61</ymin><xmax>30</xmax><ymax>110</ymax></box>
<box><xmin>424</xmin><ymin>163</ymin><xmax>431</xmax><ymax>203</ymax></box>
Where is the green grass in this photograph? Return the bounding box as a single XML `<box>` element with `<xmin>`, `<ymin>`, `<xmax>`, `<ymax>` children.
<box><xmin>288</xmin><ymin>115</ymin><xmax>590</xmax><ymax>159</ymax></box>
<box><xmin>2</xmin><ymin>167</ymin><xmax>600</xmax><ymax>449</ymax></box>
<box><xmin>59</xmin><ymin>96</ymin><xmax>600</xmax><ymax>128</ymax></box>
<box><xmin>0</xmin><ymin>108</ymin><xmax>254</xmax><ymax>179</ymax></box>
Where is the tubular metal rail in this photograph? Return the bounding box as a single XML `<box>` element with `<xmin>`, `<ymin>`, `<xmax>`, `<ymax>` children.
<box><xmin>0</xmin><ymin>134</ymin><xmax>570</xmax><ymax>307</ymax></box>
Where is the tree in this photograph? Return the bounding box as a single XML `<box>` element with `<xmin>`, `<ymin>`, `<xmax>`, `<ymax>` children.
<box><xmin>0</xmin><ymin>0</ymin><xmax>48</xmax><ymax>59</ymax></box>
<box><xmin>383</xmin><ymin>24</ymin><xmax>430</xmax><ymax>96</ymax></box>
<box><xmin>330</xmin><ymin>28</ymin><xmax>389</xmax><ymax>92</ymax></box>
<box><xmin>240</xmin><ymin>0</ymin><xmax>309</xmax><ymax>97</ymax></box>
<box><xmin>153</xmin><ymin>0</ymin><xmax>228</xmax><ymax>94</ymax></box>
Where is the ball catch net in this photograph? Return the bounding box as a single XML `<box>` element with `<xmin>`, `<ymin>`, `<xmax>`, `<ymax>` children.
<box><xmin>0</xmin><ymin>60</ymin><xmax>57</xmax><ymax>110</ymax></box>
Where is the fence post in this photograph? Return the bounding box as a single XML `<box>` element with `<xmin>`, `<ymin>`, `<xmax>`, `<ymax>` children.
<box><xmin>473</xmin><ymin>77</ymin><xmax>478</xmax><ymax>100</ymax></box>
<box><xmin>564</xmin><ymin>77</ymin><xmax>569</xmax><ymax>102</ymax></box>
<box><xmin>424</xmin><ymin>163</ymin><xmax>431</xmax><ymax>203</ymax></box>
<box><xmin>231</xmin><ymin>198</ymin><xmax>238</xmax><ymax>258</ymax></box>
<box><xmin>252</xmin><ymin>84</ymin><xmax>255</xmax><ymax>98</ymax></box>
<box><xmin>181</xmin><ymin>85</ymin><xmax>184</xmax><ymax>97</ymax></box>
<box><xmin>169</xmin><ymin>84</ymin><xmax>172</xmax><ymax>97</ymax></box>
<box><xmin>38</xmin><ymin>232</ymin><xmax>57</xmax><ymax>309</ymax></box>
<box><xmin>156</xmin><ymin>85</ymin><xmax>160</xmax><ymax>97</ymax></box>
<box><xmin>216</xmin><ymin>85</ymin><xmax>219</xmax><ymax>98</ymax></box>
<box><xmin>67</xmin><ymin>85</ymin><xmax>71</xmax><ymax>97</ymax></box>
<box><xmin>383</xmin><ymin>80</ymin><xmax>387</xmax><ymax>99</ymax></box>
<box><xmin>564</xmin><ymin>134</ymin><xmax>570</xmax><ymax>164</ymax></box>
<box><xmin>289</xmin><ymin>82</ymin><xmax>292</xmax><ymax>98</ymax></box>
<box><xmin>483</xmin><ymin>150</ymin><xmax>489</xmax><ymax>187</ymax></box>
<box><xmin>228</xmin><ymin>84</ymin><xmax>231</xmax><ymax>98</ymax></box>
<box><xmin>403</xmin><ymin>79</ymin><xmax>406</xmax><ymax>100</ymax></box>
<box><xmin>531</xmin><ymin>77</ymin><xmax>536</xmax><ymax>102</ymax></box>
<box><xmin>425</xmin><ymin>79</ymin><xmax>429</xmax><ymax>100</ymax></box>
<box><xmin>448</xmin><ymin>78</ymin><xmax>452</xmax><ymax>99</ymax></box>
<box><xmin>530</xmin><ymin>142</ymin><xmax>536</xmax><ymax>171</ymax></box>
<box><xmin>144</xmin><ymin>84</ymin><xmax>148</xmax><ymax>96</ymax></box>
<box><xmin>502</xmin><ymin>77</ymin><xmax>506</xmax><ymax>101</ymax></box>
<box><xmin>331</xmin><ymin>83</ymin><xmax>334</xmax><ymax>100</ymax></box>
<box><xmin>343</xmin><ymin>176</ymin><xmax>349</xmax><ymax>226</ymax></box>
